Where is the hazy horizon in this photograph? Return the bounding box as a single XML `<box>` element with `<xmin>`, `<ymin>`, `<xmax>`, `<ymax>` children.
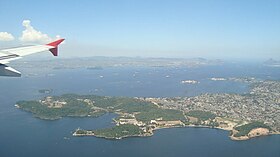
<box><xmin>1</xmin><ymin>0</ymin><xmax>279</xmax><ymax>60</ymax></box>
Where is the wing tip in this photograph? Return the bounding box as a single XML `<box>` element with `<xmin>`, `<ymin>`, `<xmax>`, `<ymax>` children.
<box><xmin>46</xmin><ymin>38</ymin><xmax>65</xmax><ymax>56</ymax></box>
<box><xmin>46</xmin><ymin>39</ymin><xmax>65</xmax><ymax>47</ymax></box>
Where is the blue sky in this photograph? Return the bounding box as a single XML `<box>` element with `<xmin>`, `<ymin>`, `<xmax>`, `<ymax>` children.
<box><xmin>0</xmin><ymin>0</ymin><xmax>279</xmax><ymax>60</ymax></box>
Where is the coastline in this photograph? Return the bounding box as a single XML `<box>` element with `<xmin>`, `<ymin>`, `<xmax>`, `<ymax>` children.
<box><xmin>16</xmin><ymin>79</ymin><xmax>280</xmax><ymax>142</ymax></box>
<box><xmin>73</xmin><ymin>123</ymin><xmax>280</xmax><ymax>141</ymax></box>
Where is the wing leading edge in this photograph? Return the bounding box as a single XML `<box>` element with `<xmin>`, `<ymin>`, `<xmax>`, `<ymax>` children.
<box><xmin>0</xmin><ymin>39</ymin><xmax>64</xmax><ymax>77</ymax></box>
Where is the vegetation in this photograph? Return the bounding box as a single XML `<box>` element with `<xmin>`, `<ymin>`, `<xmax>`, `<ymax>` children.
<box><xmin>75</xmin><ymin>129</ymin><xmax>88</xmax><ymax>134</ymax></box>
<box><xmin>234</xmin><ymin>121</ymin><xmax>271</xmax><ymax>137</ymax></box>
<box><xmin>113</xmin><ymin>99</ymin><xmax>156</xmax><ymax>113</ymax></box>
<box><xmin>185</xmin><ymin>110</ymin><xmax>216</xmax><ymax>121</ymax></box>
<box><xmin>16</xmin><ymin>95</ymin><xmax>106</xmax><ymax>120</ymax></box>
<box><xmin>17</xmin><ymin>101</ymin><xmax>62</xmax><ymax>120</ymax></box>
<box><xmin>75</xmin><ymin>95</ymin><xmax>154</xmax><ymax>113</ymax></box>
<box><xmin>83</xmin><ymin>95</ymin><xmax>156</xmax><ymax>113</ymax></box>
<box><xmin>93</xmin><ymin>124</ymin><xmax>144</xmax><ymax>139</ymax></box>
<box><xmin>17</xmin><ymin>94</ymin><xmax>180</xmax><ymax>122</ymax></box>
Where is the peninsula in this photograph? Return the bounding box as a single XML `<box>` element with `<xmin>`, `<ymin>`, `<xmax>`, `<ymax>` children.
<box><xmin>16</xmin><ymin>79</ymin><xmax>280</xmax><ymax>140</ymax></box>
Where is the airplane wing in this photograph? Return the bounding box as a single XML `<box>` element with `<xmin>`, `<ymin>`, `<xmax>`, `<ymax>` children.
<box><xmin>0</xmin><ymin>39</ymin><xmax>64</xmax><ymax>77</ymax></box>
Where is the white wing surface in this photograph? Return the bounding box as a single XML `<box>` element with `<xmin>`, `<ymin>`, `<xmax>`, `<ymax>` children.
<box><xmin>0</xmin><ymin>39</ymin><xmax>64</xmax><ymax>77</ymax></box>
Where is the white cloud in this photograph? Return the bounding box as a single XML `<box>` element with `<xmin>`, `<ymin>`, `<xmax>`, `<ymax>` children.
<box><xmin>0</xmin><ymin>32</ymin><xmax>15</xmax><ymax>41</ymax></box>
<box><xmin>19</xmin><ymin>20</ymin><xmax>60</xmax><ymax>43</ymax></box>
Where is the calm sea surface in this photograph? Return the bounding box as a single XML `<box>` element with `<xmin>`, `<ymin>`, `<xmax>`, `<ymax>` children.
<box><xmin>0</xmin><ymin>63</ymin><xmax>279</xmax><ymax>157</ymax></box>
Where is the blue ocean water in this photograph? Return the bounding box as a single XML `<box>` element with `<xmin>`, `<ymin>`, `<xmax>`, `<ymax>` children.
<box><xmin>0</xmin><ymin>63</ymin><xmax>279</xmax><ymax>157</ymax></box>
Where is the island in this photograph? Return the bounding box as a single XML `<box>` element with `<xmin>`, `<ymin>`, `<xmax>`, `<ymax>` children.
<box><xmin>209</xmin><ymin>77</ymin><xmax>227</xmax><ymax>81</ymax></box>
<box><xmin>16</xmin><ymin>79</ymin><xmax>280</xmax><ymax>140</ymax></box>
<box><xmin>38</xmin><ymin>89</ymin><xmax>53</xmax><ymax>94</ymax></box>
<box><xmin>263</xmin><ymin>58</ymin><xmax>280</xmax><ymax>67</ymax></box>
<box><xmin>181</xmin><ymin>80</ymin><xmax>200</xmax><ymax>84</ymax></box>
